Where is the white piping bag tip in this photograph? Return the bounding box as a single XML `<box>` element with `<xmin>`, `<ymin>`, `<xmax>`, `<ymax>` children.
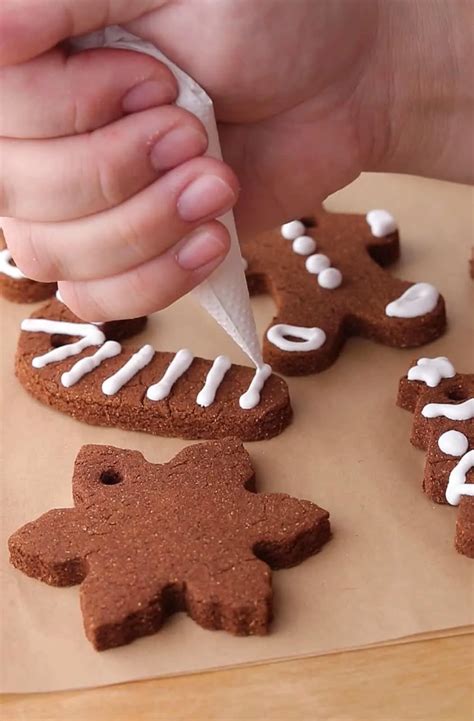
<box><xmin>71</xmin><ymin>26</ymin><xmax>263</xmax><ymax>369</ymax></box>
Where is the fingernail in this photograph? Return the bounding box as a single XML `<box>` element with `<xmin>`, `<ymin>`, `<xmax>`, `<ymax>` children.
<box><xmin>177</xmin><ymin>175</ymin><xmax>236</xmax><ymax>222</ymax></box>
<box><xmin>176</xmin><ymin>228</ymin><xmax>228</xmax><ymax>270</ymax></box>
<box><xmin>122</xmin><ymin>80</ymin><xmax>177</xmax><ymax>113</ymax></box>
<box><xmin>150</xmin><ymin>126</ymin><xmax>208</xmax><ymax>171</ymax></box>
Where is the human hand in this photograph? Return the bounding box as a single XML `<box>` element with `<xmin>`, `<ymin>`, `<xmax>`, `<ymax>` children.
<box><xmin>1</xmin><ymin>0</ymin><xmax>471</xmax><ymax>320</ymax></box>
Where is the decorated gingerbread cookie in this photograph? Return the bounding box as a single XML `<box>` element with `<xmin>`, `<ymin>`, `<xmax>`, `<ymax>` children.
<box><xmin>398</xmin><ymin>357</ymin><xmax>473</xmax><ymax>557</ymax></box>
<box><xmin>15</xmin><ymin>297</ymin><xmax>291</xmax><ymax>441</ymax></box>
<box><xmin>9</xmin><ymin>439</ymin><xmax>331</xmax><ymax>649</ymax></box>
<box><xmin>242</xmin><ymin>209</ymin><xmax>446</xmax><ymax>375</ymax></box>
<box><xmin>0</xmin><ymin>233</ymin><xmax>56</xmax><ymax>303</ymax></box>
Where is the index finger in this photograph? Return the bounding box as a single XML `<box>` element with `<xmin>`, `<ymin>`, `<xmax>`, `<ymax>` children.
<box><xmin>0</xmin><ymin>0</ymin><xmax>168</xmax><ymax>66</ymax></box>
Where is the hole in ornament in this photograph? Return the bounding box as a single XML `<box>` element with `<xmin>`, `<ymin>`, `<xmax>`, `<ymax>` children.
<box><xmin>299</xmin><ymin>216</ymin><xmax>316</xmax><ymax>228</ymax></box>
<box><xmin>447</xmin><ymin>388</ymin><xmax>468</xmax><ymax>401</ymax></box>
<box><xmin>99</xmin><ymin>469</ymin><xmax>122</xmax><ymax>485</ymax></box>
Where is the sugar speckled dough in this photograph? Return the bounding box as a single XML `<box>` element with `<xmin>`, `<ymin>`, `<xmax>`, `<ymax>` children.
<box><xmin>16</xmin><ymin>299</ymin><xmax>292</xmax><ymax>441</ymax></box>
<box><xmin>9</xmin><ymin>439</ymin><xmax>331</xmax><ymax>650</ymax></box>
<box><xmin>243</xmin><ymin>210</ymin><xmax>447</xmax><ymax>375</ymax></box>
<box><xmin>398</xmin><ymin>360</ymin><xmax>473</xmax><ymax>557</ymax></box>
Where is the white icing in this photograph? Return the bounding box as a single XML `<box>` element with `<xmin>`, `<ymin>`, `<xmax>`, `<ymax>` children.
<box><xmin>241</xmin><ymin>257</ymin><xmax>248</xmax><ymax>271</ymax></box>
<box><xmin>55</xmin><ymin>289</ymin><xmax>64</xmax><ymax>303</ymax></box>
<box><xmin>385</xmin><ymin>283</ymin><xmax>439</xmax><ymax>318</ymax></box>
<box><xmin>366</xmin><ymin>209</ymin><xmax>397</xmax><ymax>237</ymax></box>
<box><xmin>0</xmin><ymin>248</ymin><xmax>25</xmax><ymax>280</ymax></box>
<box><xmin>292</xmin><ymin>235</ymin><xmax>316</xmax><ymax>256</ymax></box>
<box><xmin>146</xmin><ymin>348</ymin><xmax>194</xmax><ymax>401</ymax></box>
<box><xmin>21</xmin><ymin>319</ymin><xmax>106</xmax><ymax>368</ymax></box>
<box><xmin>445</xmin><ymin>451</ymin><xmax>474</xmax><ymax>505</ymax></box>
<box><xmin>438</xmin><ymin>430</ymin><xmax>469</xmax><ymax>457</ymax></box>
<box><xmin>196</xmin><ymin>355</ymin><xmax>232</xmax><ymax>407</ymax></box>
<box><xmin>407</xmin><ymin>357</ymin><xmax>456</xmax><ymax>387</ymax></box>
<box><xmin>281</xmin><ymin>220</ymin><xmax>305</xmax><ymax>240</ymax></box>
<box><xmin>102</xmin><ymin>344</ymin><xmax>155</xmax><ymax>396</ymax></box>
<box><xmin>317</xmin><ymin>267</ymin><xmax>343</xmax><ymax>289</ymax></box>
<box><xmin>422</xmin><ymin>398</ymin><xmax>474</xmax><ymax>421</ymax></box>
<box><xmin>267</xmin><ymin>323</ymin><xmax>326</xmax><ymax>352</ymax></box>
<box><xmin>61</xmin><ymin>341</ymin><xmax>122</xmax><ymax>387</ymax></box>
<box><xmin>305</xmin><ymin>254</ymin><xmax>330</xmax><ymax>275</ymax></box>
<box><xmin>239</xmin><ymin>364</ymin><xmax>272</xmax><ymax>410</ymax></box>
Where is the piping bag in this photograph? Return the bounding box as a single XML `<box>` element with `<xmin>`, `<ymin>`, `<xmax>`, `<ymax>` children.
<box><xmin>71</xmin><ymin>26</ymin><xmax>264</xmax><ymax>370</ymax></box>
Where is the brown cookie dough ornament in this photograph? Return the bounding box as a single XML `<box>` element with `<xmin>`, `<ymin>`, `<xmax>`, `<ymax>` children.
<box><xmin>0</xmin><ymin>233</ymin><xmax>56</xmax><ymax>303</ymax></box>
<box><xmin>15</xmin><ymin>298</ymin><xmax>291</xmax><ymax>441</ymax></box>
<box><xmin>242</xmin><ymin>209</ymin><xmax>446</xmax><ymax>375</ymax></box>
<box><xmin>9</xmin><ymin>439</ymin><xmax>331</xmax><ymax>650</ymax></box>
<box><xmin>398</xmin><ymin>357</ymin><xmax>474</xmax><ymax>557</ymax></box>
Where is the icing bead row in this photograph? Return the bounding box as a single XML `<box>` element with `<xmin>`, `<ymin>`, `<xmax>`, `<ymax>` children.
<box><xmin>280</xmin><ymin>220</ymin><xmax>343</xmax><ymax>290</ymax></box>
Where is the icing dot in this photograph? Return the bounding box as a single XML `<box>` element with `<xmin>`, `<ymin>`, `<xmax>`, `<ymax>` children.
<box><xmin>281</xmin><ymin>220</ymin><xmax>305</xmax><ymax>240</ymax></box>
<box><xmin>267</xmin><ymin>324</ymin><xmax>326</xmax><ymax>352</ymax></box>
<box><xmin>305</xmin><ymin>254</ymin><xmax>330</xmax><ymax>275</ymax></box>
<box><xmin>407</xmin><ymin>357</ymin><xmax>456</xmax><ymax>387</ymax></box>
<box><xmin>366</xmin><ymin>209</ymin><xmax>397</xmax><ymax>237</ymax></box>
<box><xmin>438</xmin><ymin>430</ymin><xmax>469</xmax><ymax>457</ymax></box>
<box><xmin>292</xmin><ymin>235</ymin><xmax>316</xmax><ymax>256</ymax></box>
<box><xmin>317</xmin><ymin>267</ymin><xmax>342</xmax><ymax>289</ymax></box>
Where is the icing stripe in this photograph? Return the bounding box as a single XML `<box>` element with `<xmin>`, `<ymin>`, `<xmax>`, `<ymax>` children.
<box><xmin>422</xmin><ymin>398</ymin><xmax>474</xmax><ymax>421</ymax></box>
<box><xmin>146</xmin><ymin>349</ymin><xmax>194</xmax><ymax>401</ymax></box>
<box><xmin>102</xmin><ymin>344</ymin><xmax>155</xmax><ymax>396</ymax></box>
<box><xmin>196</xmin><ymin>355</ymin><xmax>232</xmax><ymax>407</ymax></box>
<box><xmin>239</xmin><ymin>364</ymin><xmax>272</xmax><ymax>410</ymax></box>
<box><xmin>21</xmin><ymin>319</ymin><xmax>106</xmax><ymax>368</ymax></box>
<box><xmin>0</xmin><ymin>249</ymin><xmax>25</xmax><ymax>280</ymax></box>
<box><xmin>61</xmin><ymin>341</ymin><xmax>122</xmax><ymax>388</ymax></box>
<box><xmin>446</xmin><ymin>451</ymin><xmax>474</xmax><ymax>505</ymax></box>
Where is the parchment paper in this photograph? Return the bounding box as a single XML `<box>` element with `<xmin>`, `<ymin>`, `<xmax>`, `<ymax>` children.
<box><xmin>1</xmin><ymin>174</ymin><xmax>473</xmax><ymax>693</ymax></box>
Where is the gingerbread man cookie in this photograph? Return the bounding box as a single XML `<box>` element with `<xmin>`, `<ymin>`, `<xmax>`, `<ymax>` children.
<box><xmin>9</xmin><ymin>439</ymin><xmax>331</xmax><ymax>649</ymax></box>
<box><xmin>0</xmin><ymin>232</ymin><xmax>56</xmax><ymax>303</ymax></box>
<box><xmin>242</xmin><ymin>209</ymin><xmax>446</xmax><ymax>375</ymax></box>
<box><xmin>398</xmin><ymin>357</ymin><xmax>473</xmax><ymax>557</ymax></box>
<box><xmin>16</xmin><ymin>297</ymin><xmax>291</xmax><ymax>441</ymax></box>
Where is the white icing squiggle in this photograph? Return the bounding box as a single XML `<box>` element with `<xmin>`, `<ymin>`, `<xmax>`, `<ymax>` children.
<box><xmin>239</xmin><ymin>364</ymin><xmax>272</xmax><ymax>410</ymax></box>
<box><xmin>196</xmin><ymin>355</ymin><xmax>232</xmax><ymax>407</ymax></box>
<box><xmin>20</xmin><ymin>319</ymin><xmax>106</xmax><ymax>368</ymax></box>
<box><xmin>0</xmin><ymin>249</ymin><xmax>25</xmax><ymax>280</ymax></box>
<box><xmin>445</xmin><ymin>450</ymin><xmax>474</xmax><ymax>505</ymax></box>
<box><xmin>422</xmin><ymin>398</ymin><xmax>474</xmax><ymax>421</ymax></box>
<box><xmin>407</xmin><ymin>357</ymin><xmax>456</xmax><ymax>387</ymax></box>
<box><xmin>366</xmin><ymin>209</ymin><xmax>397</xmax><ymax>237</ymax></box>
<box><xmin>61</xmin><ymin>341</ymin><xmax>122</xmax><ymax>387</ymax></box>
<box><xmin>438</xmin><ymin>430</ymin><xmax>469</xmax><ymax>457</ymax></box>
<box><xmin>267</xmin><ymin>323</ymin><xmax>326</xmax><ymax>352</ymax></box>
<box><xmin>146</xmin><ymin>349</ymin><xmax>194</xmax><ymax>401</ymax></box>
<box><xmin>385</xmin><ymin>283</ymin><xmax>439</xmax><ymax>318</ymax></box>
<box><xmin>102</xmin><ymin>344</ymin><xmax>155</xmax><ymax>396</ymax></box>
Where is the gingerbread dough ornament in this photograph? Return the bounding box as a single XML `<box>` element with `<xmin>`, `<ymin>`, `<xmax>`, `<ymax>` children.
<box><xmin>398</xmin><ymin>357</ymin><xmax>474</xmax><ymax>557</ymax></box>
<box><xmin>242</xmin><ymin>209</ymin><xmax>446</xmax><ymax>375</ymax></box>
<box><xmin>9</xmin><ymin>439</ymin><xmax>331</xmax><ymax>650</ymax></box>
<box><xmin>15</xmin><ymin>298</ymin><xmax>291</xmax><ymax>441</ymax></box>
<box><xmin>0</xmin><ymin>233</ymin><xmax>56</xmax><ymax>303</ymax></box>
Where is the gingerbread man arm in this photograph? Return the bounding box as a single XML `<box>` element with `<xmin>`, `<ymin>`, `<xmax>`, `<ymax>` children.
<box><xmin>8</xmin><ymin>508</ymin><xmax>92</xmax><ymax>586</ymax></box>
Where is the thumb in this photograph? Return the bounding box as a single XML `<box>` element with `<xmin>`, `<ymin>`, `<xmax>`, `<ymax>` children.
<box><xmin>0</xmin><ymin>0</ymin><xmax>169</xmax><ymax>65</ymax></box>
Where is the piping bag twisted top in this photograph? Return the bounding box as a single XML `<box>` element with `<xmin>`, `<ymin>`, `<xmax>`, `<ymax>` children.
<box><xmin>72</xmin><ymin>26</ymin><xmax>264</xmax><ymax>369</ymax></box>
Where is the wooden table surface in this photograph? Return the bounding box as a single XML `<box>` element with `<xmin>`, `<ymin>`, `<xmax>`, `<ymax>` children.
<box><xmin>3</xmin><ymin>631</ymin><xmax>473</xmax><ymax>721</ymax></box>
